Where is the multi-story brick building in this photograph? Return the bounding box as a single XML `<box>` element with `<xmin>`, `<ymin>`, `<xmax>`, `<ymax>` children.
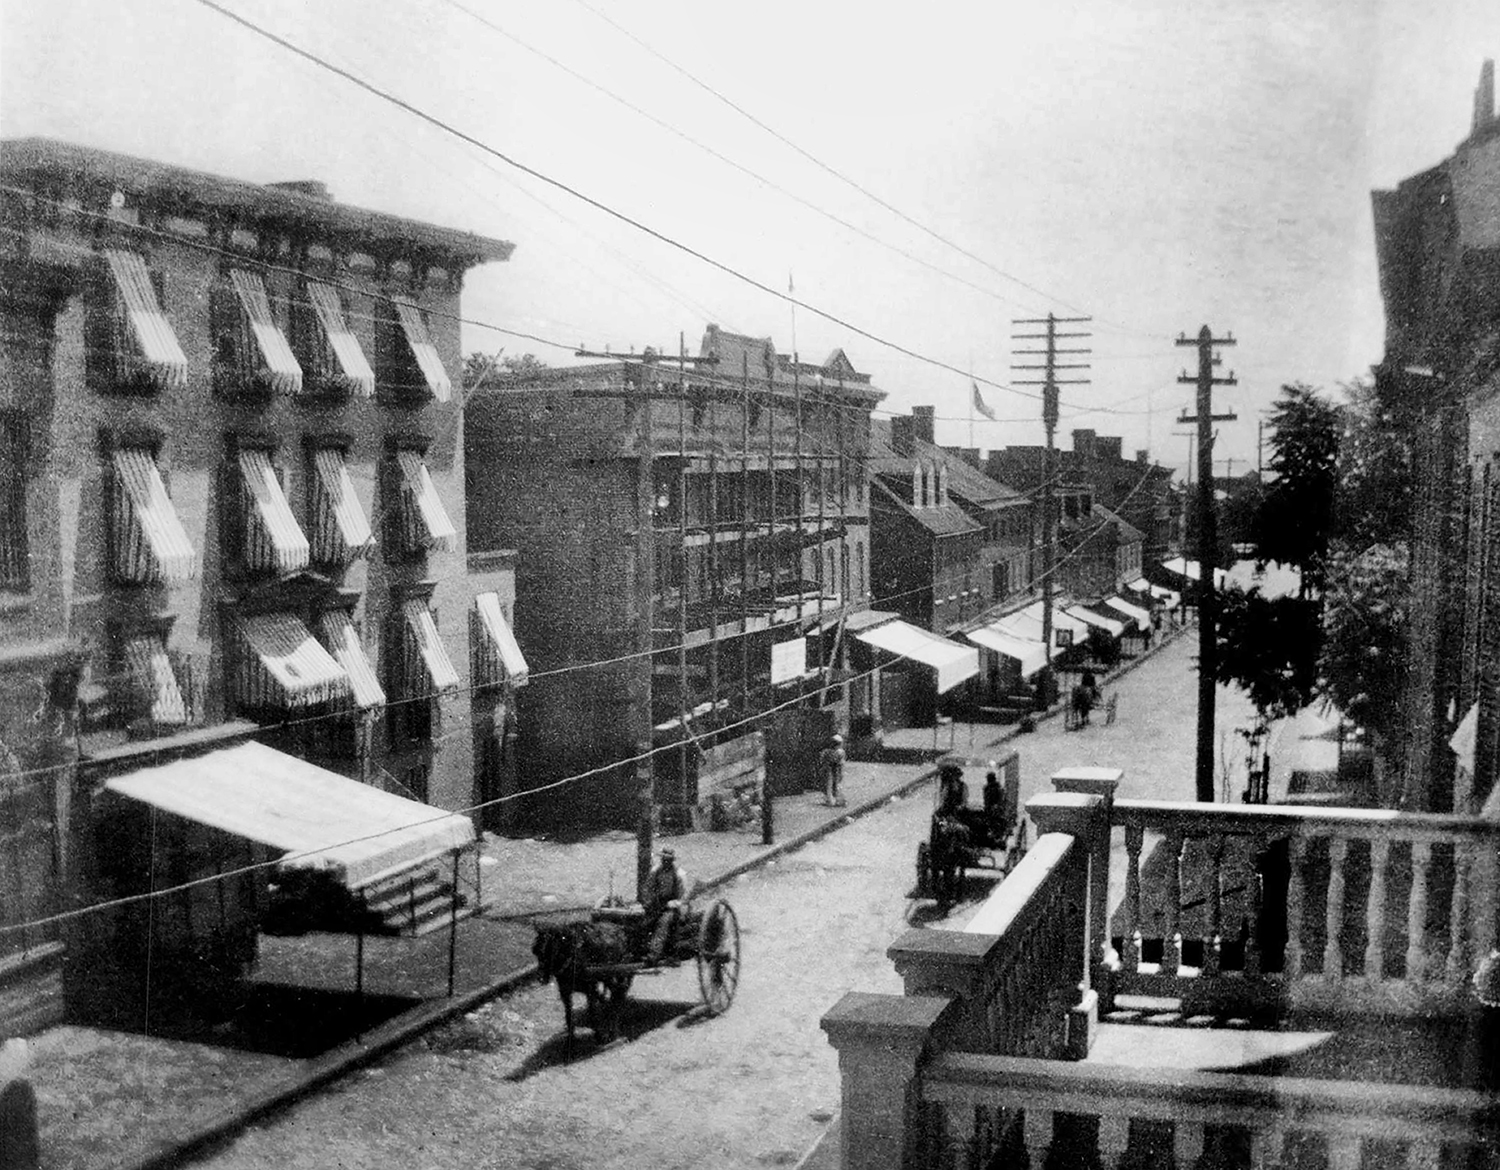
<box><xmin>466</xmin><ymin>326</ymin><xmax>878</xmax><ymax>830</ymax></box>
<box><xmin>0</xmin><ymin>138</ymin><xmax>519</xmax><ymax>1026</ymax></box>
<box><xmin>1373</xmin><ymin>61</ymin><xmax>1499</xmax><ymax>812</ymax></box>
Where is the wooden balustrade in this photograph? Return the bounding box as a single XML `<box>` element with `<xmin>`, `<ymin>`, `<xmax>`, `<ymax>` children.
<box><xmin>1107</xmin><ymin>799</ymin><xmax>1500</xmax><ymax>1016</ymax></box>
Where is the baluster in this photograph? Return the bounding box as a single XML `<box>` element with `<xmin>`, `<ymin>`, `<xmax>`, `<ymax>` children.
<box><xmin>1124</xmin><ymin>823</ymin><xmax>1144</xmax><ymax>974</ymax></box>
<box><xmin>1026</xmin><ymin>1108</ymin><xmax>1053</xmax><ymax>1168</ymax></box>
<box><xmin>1407</xmin><ymin>840</ymin><xmax>1432</xmax><ymax>983</ymax></box>
<box><xmin>1324</xmin><ymin>837</ymin><xmax>1348</xmax><ymax>981</ymax></box>
<box><xmin>1326</xmin><ymin>1133</ymin><xmax>1361</xmax><ymax>1170</ymax></box>
<box><xmin>1407</xmin><ymin>1136</ymin><xmax>1442</xmax><ymax>1170</ymax></box>
<box><xmin>1245</xmin><ymin>846</ymin><xmax>1265</xmax><ymax>976</ymax></box>
<box><xmin>1446</xmin><ymin>841</ymin><xmax>1475</xmax><ymax>985</ymax></box>
<box><xmin>1164</xmin><ymin>830</ymin><xmax>1184</xmax><ymax>977</ymax></box>
<box><xmin>1247</xmin><ymin>1124</ymin><xmax>1281</xmax><ymax>1170</ymax></box>
<box><xmin>1174</xmin><ymin>1117</ymin><xmax>1204</xmax><ymax>1166</ymax></box>
<box><xmin>1285</xmin><ymin>837</ymin><xmax>1306</xmax><ymax>978</ymax></box>
<box><xmin>1364</xmin><ymin>837</ymin><xmax>1390</xmax><ymax>982</ymax></box>
<box><xmin>1095</xmin><ymin>1113</ymin><xmax>1128</xmax><ymax>1168</ymax></box>
<box><xmin>1204</xmin><ymin>834</ymin><xmax>1225</xmax><ymax>977</ymax></box>
<box><xmin>942</xmin><ymin>1102</ymin><xmax>974</xmax><ymax>1170</ymax></box>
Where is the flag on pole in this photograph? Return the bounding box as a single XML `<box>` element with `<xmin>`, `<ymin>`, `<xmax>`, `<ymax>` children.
<box><xmin>971</xmin><ymin>382</ymin><xmax>996</xmax><ymax>421</ymax></box>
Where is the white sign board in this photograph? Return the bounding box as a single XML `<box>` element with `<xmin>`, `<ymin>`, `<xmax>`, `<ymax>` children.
<box><xmin>770</xmin><ymin>637</ymin><xmax>807</xmax><ymax>685</ymax></box>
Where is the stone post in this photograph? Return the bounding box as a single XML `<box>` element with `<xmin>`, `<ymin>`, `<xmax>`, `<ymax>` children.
<box><xmin>1027</xmin><ymin>791</ymin><xmax>1105</xmax><ymax>1058</ymax></box>
<box><xmin>821</xmin><ymin>992</ymin><xmax>958</xmax><ymax>1170</ymax></box>
<box><xmin>886</xmin><ymin>928</ymin><xmax>997</xmax><ymax>1050</ymax></box>
<box><xmin>1049</xmin><ymin>769</ymin><xmax>1121</xmax><ymax>1014</ymax></box>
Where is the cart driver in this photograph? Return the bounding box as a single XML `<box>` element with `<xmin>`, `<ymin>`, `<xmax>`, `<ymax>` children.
<box><xmin>939</xmin><ymin>764</ymin><xmax>968</xmax><ymax>814</ymax></box>
<box><xmin>642</xmin><ymin>846</ymin><xmax>689</xmax><ymax>962</ymax></box>
<box><xmin>983</xmin><ymin>771</ymin><xmax>1003</xmax><ymax>825</ymax></box>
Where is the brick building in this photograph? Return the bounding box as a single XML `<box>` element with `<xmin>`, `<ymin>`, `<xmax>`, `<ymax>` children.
<box><xmin>1373</xmin><ymin>61</ymin><xmax>1500</xmax><ymax>811</ymax></box>
<box><xmin>466</xmin><ymin>326</ymin><xmax>879</xmax><ymax>830</ymax></box>
<box><xmin>0</xmin><ymin>139</ymin><xmax>518</xmax><ymax>1027</ymax></box>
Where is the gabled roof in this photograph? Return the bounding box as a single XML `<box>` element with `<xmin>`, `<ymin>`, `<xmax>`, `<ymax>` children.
<box><xmin>868</xmin><ymin>419</ymin><xmax>1026</xmax><ymax>508</ymax></box>
<box><xmin>872</xmin><ymin>477</ymin><xmax>982</xmax><ymax>537</ymax></box>
<box><xmin>1094</xmin><ymin>503</ymin><xmax>1145</xmax><ymax>544</ymax></box>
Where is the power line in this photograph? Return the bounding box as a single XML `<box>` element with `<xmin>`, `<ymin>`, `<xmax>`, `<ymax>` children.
<box><xmin>563</xmin><ymin>0</ymin><xmax>1175</xmax><ymax>343</ymax></box>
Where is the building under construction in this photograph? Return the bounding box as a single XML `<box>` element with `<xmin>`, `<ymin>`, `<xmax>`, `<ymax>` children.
<box><xmin>465</xmin><ymin>325</ymin><xmax>881</xmax><ymax>831</ymax></box>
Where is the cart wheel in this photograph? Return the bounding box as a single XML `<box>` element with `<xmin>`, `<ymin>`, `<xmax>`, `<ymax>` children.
<box><xmin>696</xmin><ymin>900</ymin><xmax>741</xmax><ymax>1015</ymax></box>
<box><xmin>916</xmin><ymin>842</ymin><xmax>932</xmax><ymax>896</ymax></box>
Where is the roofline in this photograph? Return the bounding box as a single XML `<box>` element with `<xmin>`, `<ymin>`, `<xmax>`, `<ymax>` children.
<box><xmin>1</xmin><ymin>137</ymin><xmax>514</xmax><ymax>268</ymax></box>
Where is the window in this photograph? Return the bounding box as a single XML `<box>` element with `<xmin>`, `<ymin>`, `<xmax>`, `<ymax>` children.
<box><xmin>0</xmin><ymin>415</ymin><xmax>29</xmax><ymax>594</ymax></box>
<box><xmin>389</xmin><ymin>596</ymin><xmax>459</xmax><ymax>745</ymax></box>
<box><xmin>211</xmin><ymin>269</ymin><xmax>302</xmax><ymax>398</ymax></box>
<box><xmin>109</xmin><ymin>445</ymin><xmax>197</xmax><ymax>584</ymax></box>
<box><xmin>89</xmin><ymin>251</ymin><xmax>188</xmax><ymax>394</ymax></box>
<box><xmin>992</xmin><ymin>562</ymin><xmax>1010</xmax><ymax>600</ymax></box>
<box><xmin>232</xmin><ymin>611</ymin><xmax>351</xmax><ymax>714</ymax></box>
<box><xmin>471</xmin><ymin>592</ymin><xmax>529</xmax><ymax>691</ymax></box>
<box><xmin>289</xmin><ymin>279</ymin><xmax>375</xmax><ymax>399</ymax></box>
<box><xmin>231</xmin><ymin>446</ymin><xmax>310</xmax><ymax>575</ymax></box>
<box><xmin>308</xmin><ymin>445</ymin><xmax>374</xmax><ymax>568</ymax></box>
<box><xmin>316</xmin><ymin>608</ymin><xmax>385</xmax><ymax>711</ymax></box>
<box><xmin>120</xmin><ymin>630</ymin><xmax>189</xmax><ymax>731</ymax></box>
<box><xmin>376</xmin><ymin>298</ymin><xmax>451</xmax><ymax>402</ymax></box>
<box><xmin>856</xmin><ymin>541</ymin><xmax>865</xmax><ymax>597</ymax></box>
<box><xmin>386</xmin><ymin>446</ymin><xmax>456</xmax><ymax>558</ymax></box>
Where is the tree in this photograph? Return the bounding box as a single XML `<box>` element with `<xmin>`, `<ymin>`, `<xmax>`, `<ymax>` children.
<box><xmin>1334</xmin><ymin>375</ymin><xmax>1414</xmax><ymax>549</ymax></box>
<box><xmin>1252</xmin><ymin>382</ymin><xmax>1341</xmax><ymax>595</ymax></box>
<box><xmin>1215</xmin><ymin>586</ymin><xmax>1322</xmax><ymax>721</ymax></box>
<box><xmin>463</xmin><ymin>349</ymin><xmax>548</xmax><ymax>389</ymax></box>
<box><xmin>1319</xmin><ymin>543</ymin><xmax>1409</xmax><ymax>745</ymax></box>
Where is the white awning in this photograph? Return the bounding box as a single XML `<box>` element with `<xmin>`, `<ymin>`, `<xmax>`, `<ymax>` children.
<box><xmin>1103</xmin><ymin>595</ymin><xmax>1151</xmax><ymax>631</ymax></box>
<box><xmin>237</xmin><ymin>612</ymin><xmax>351</xmax><ymax>709</ymax></box>
<box><xmin>998</xmin><ymin>602</ymin><xmax>1090</xmax><ymax>650</ymax></box>
<box><xmin>473</xmin><ymin>592</ymin><xmax>529</xmax><ymax>687</ymax></box>
<box><xmin>854</xmin><ymin>619</ymin><xmax>978</xmax><ymax>693</ymax></box>
<box><xmin>1126</xmin><ymin>577</ymin><xmax>1151</xmax><ymax>593</ymax></box>
<box><xmin>238</xmin><ymin>449</ymin><xmax>310</xmax><ymax>574</ymax></box>
<box><xmin>403</xmin><ymin>599</ymin><xmax>460</xmax><ymax>695</ymax></box>
<box><xmin>1065</xmin><ymin>605</ymin><xmax>1125</xmax><ymax>638</ymax></box>
<box><xmin>1161</xmin><ymin>557</ymin><xmax>1228</xmax><ymax>589</ymax></box>
<box><xmin>394</xmin><ymin>450</ymin><xmax>457</xmax><ymax>554</ymax></box>
<box><xmin>102</xmin><ymin>249</ymin><xmax>188</xmax><ymax>391</ymax></box>
<box><xmin>1451</xmin><ymin>701</ymin><xmax>1479</xmax><ymax>776</ymax></box>
<box><xmin>316</xmin><ymin>608</ymin><xmax>385</xmax><ymax>710</ymax></box>
<box><xmin>310</xmin><ymin>447</ymin><xmax>374</xmax><ymax>566</ymax></box>
<box><xmin>965</xmin><ymin>626</ymin><xmax>1048</xmax><ymax>678</ymax></box>
<box><xmin>104</xmin><ymin>740</ymin><xmax>475</xmax><ymax>891</ymax></box>
<box><xmin>306</xmin><ymin>281</ymin><xmax>376</xmax><ymax>397</ymax></box>
<box><xmin>228</xmin><ymin>269</ymin><xmax>302</xmax><ymax>395</ymax></box>
<box><xmin>111</xmin><ymin>447</ymin><xmax>197</xmax><ymax>583</ymax></box>
<box><xmin>123</xmin><ymin>634</ymin><xmax>187</xmax><ymax>726</ymax></box>
<box><xmin>1148</xmin><ymin>584</ymin><xmax>1182</xmax><ymax>609</ymax></box>
<box><xmin>392</xmin><ymin>300</ymin><xmax>452</xmax><ymax>402</ymax></box>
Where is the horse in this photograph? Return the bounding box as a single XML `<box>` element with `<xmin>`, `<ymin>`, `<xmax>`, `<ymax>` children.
<box><xmin>532</xmin><ymin>920</ymin><xmax>632</xmax><ymax>1055</ymax></box>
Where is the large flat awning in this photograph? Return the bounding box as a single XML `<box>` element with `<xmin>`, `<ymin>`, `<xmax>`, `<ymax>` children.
<box><xmin>854</xmin><ymin>619</ymin><xmax>978</xmax><ymax>693</ymax></box>
<box><xmin>1161</xmin><ymin>556</ymin><xmax>1228</xmax><ymax>589</ymax></box>
<box><xmin>1065</xmin><ymin>605</ymin><xmax>1125</xmax><ymax>638</ymax></box>
<box><xmin>998</xmin><ymin>602</ymin><xmax>1091</xmax><ymax>650</ymax></box>
<box><xmin>965</xmin><ymin>626</ymin><xmax>1048</xmax><ymax>678</ymax></box>
<box><xmin>1103</xmin><ymin>595</ymin><xmax>1151</xmax><ymax>631</ymax></box>
<box><xmin>104</xmin><ymin>740</ymin><xmax>475</xmax><ymax>890</ymax></box>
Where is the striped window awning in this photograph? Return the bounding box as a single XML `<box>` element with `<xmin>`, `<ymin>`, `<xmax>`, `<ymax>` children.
<box><xmin>307</xmin><ymin>281</ymin><xmax>375</xmax><ymax>397</ymax></box>
<box><xmin>472</xmin><ymin>591</ymin><xmax>529</xmax><ymax>688</ymax></box>
<box><xmin>394</xmin><ymin>450</ymin><xmax>457</xmax><ymax>553</ymax></box>
<box><xmin>228</xmin><ymin>269</ymin><xmax>302</xmax><ymax>395</ymax></box>
<box><xmin>402</xmin><ymin>599</ymin><xmax>459</xmax><ymax>697</ymax></box>
<box><xmin>238</xmin><ymin>449</ymin><xmax>310</xmax><ymax>574</ymax></box>
<box><xmin>102</xmin><ymin>250</ymin><xmax>189</xmax><ymax>391</ymax></box>
<box><xmin>237</xmin><ymin>612</ymin><xmax>351</xmax><ymax>710</ymax></box>
<box><xmin>317</xmin><ymin>609</ymin><xmax>385</xmax><ymax>710</ymax></box>
<box><xmin>392</xmin><ymin>300</ymin><xmax>452</xmax><ymax>402</ymax></box>
<box><xmin>112</xmin><ymin>447</ymin><xmax>197</xmax><ymax>583</ymax></box>
<box><xmin>310</xmin><ymin>447</ymin><xmax>374</xmax><ymax>566</ymax></box>
<box><xmin>124</xmin><ymin>634</ymin><xmax>188</xmax><ymax>725</ymax></box>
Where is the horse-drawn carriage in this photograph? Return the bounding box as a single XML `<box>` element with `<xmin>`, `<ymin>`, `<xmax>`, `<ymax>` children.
<box><xmin>914</xmin><ymin>751</ymin><xmax>1029</xmax><ymax>905</ymax></box>
<box><xmin>532</xmin><ymin>895</ymin><xmax>741</xmax><ymax>1051</ymax></box>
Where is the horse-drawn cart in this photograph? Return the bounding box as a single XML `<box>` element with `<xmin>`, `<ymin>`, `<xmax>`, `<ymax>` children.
<box><xmin>914</xmin><ymin>751</ymin><xmax>1029</xmax><ymax>905</ymax></box>
<box><xmin>533</xmin><ymin>896</ymin><xmax>741</xmax><ymax>1050</ymax></box>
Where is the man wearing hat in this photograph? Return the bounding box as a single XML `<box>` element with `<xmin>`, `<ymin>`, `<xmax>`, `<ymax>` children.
<box><xmin>642</xmin><ymin>846</ymin><xmax>688</xmax><ymax>962</ymax></box>
<box><xmin>820</xmin><ymin>733</ymin><xmax>847</xmax><ymax>807</ymax></box>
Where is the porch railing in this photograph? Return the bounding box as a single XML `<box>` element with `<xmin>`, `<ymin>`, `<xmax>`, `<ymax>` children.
<box><xmin>822</xmin><ymin>779</ymin><xmax>1500</xmax><ymax>1170</ymax></box>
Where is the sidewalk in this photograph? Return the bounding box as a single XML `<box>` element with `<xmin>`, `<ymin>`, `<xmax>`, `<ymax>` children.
<box><xmin>26</xmin><ymin>629</ymin><xmax>1188</xmax><ymax>1170</ymax></box>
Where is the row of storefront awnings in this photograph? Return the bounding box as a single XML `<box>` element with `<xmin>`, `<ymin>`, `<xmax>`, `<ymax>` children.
<box><xmin>852</xmin><ymin>619</ymin><xmax>979</xmax><ymax>694</ymax></box>
<box><xmin>1128</xmin><ymin>575</ymin><xmax>1182</xmax><ymax>610</ymax></box>
<box><xmin>961</xmin><ymin>588</ymin><xmax>1161</xmax><ymax>678</ymax></box>
<box><xmin>109</xmin><ymin>443</ymin><xmax>452</xmax><ymax>584</ymax></box>
<box><xmin>104</xmin><ymin>740</ymin><xmax>477</xmax><ymax>891</ymax></box>
<box><xmin>102</xmin><ymin>249</ymin><xmax>446</xmax><ymax>400</ymax></box>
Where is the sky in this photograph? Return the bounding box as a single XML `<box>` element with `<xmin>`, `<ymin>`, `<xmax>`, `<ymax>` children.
<box><xmin>2</xmin><ymin>0</ymin><xmax>1497</xmax><ymax>480</ymax></box>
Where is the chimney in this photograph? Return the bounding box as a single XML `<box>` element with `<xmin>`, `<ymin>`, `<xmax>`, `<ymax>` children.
<box><xmin>912</xmin><ymin>406</ymin><xmax>935</xmax><ymax>446</ymax></box>
<box><xmin>891</xmin><ymin>416</ymin><xmax>915</xmax><ymax>456</ymax></box>
<box><xmin>268</xmin><ymin>180</ymin><xmax>332</xmax><ymax>200</ymax></box>
<box><xmin>1136</xmin><ymin>449</ymin><xmax>1149</xmax><ymax>464</ymax></box>
<box><xmin>1072</xmin><ymin>429</ymin><xmax>1096</xmax><ymax>460</ymax></box>
<box><xmin>1475</xmin><ymin>59</ymin><xmax>1496</xmax><ymax>137</ymax></box>
<box><xmin>1097</xmin><ymin>436</ymin><xmax>1123</xmax><ymax>462</ymax></box>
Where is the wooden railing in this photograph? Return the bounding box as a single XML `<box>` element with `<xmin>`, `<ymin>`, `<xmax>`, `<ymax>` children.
<box><xmin>821</xmin><ymin>779</ymin><xmax>1500</xmax><ymax>1170</ymax></box>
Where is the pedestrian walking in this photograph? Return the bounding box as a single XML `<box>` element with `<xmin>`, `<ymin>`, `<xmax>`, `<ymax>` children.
<box><xmin>819</xmin><ymin>734</ymin><xmax>847</xmax><ymax>806</ymax></box>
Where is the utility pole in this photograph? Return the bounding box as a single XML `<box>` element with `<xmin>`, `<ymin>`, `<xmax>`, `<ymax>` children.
<box><xmin>1013</xmin><ymin>313</ymin><xmax>1091</xmax><ymax>708</ymax></box>
<box><xmin>1176</xmin><ymin>325</ymin><xmax>1238</xmax><ymax>804</ymax></box>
